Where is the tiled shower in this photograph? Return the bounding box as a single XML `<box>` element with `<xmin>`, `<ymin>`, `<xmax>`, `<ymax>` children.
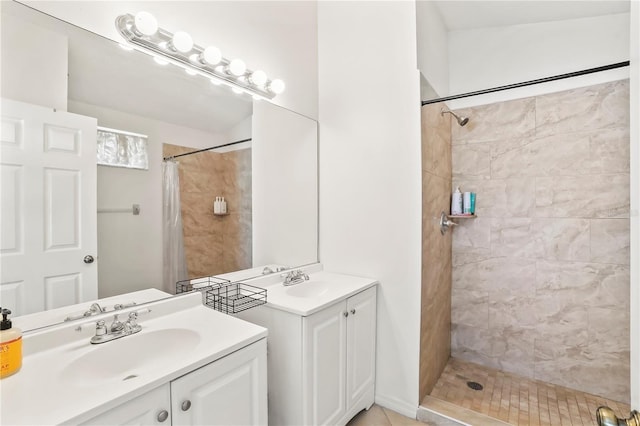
<box><xmin>163</xmin><ymin>143</ymin><xmax>252</xmax><ymax>278</ymax></box>
<box><xmin>420</xmin><ymin>80</ymin><xmax>631</xmax><ymax>419</ymax></box>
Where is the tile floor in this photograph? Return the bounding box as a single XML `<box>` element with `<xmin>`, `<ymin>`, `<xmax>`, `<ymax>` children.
<box><xmin>428</xmin><ymin>358</ymin><xmax>631</xmax><ymax>425</ymax></box>
<box><xmin>348</xmin><ymin>404</ymin><xmax>424</xmax><ymax>426</ymax></box>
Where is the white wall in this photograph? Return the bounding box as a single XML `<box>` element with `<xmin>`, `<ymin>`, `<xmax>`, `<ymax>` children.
<box><xmin>318</xmin><ymin>1</ymin><xmax>422</xmax><ymax>416</ymax></box>
<box><xmin>0</xmin><ymin>10</ymin><xmax>68</xmax><ymax>110</ymax></box>
<box><xmin>446</xmin><ymin>13</ymin><xmax>629</xmax><ymax>108</ymax></box>
<box><xmin>68</xmin><ymin>100</ymin><xmax>223</xmax><ymax>297</ymax></box>
<box><xmin>630</xmin><ymin>0</ymin><xmax>639</xmax><ymax>411</ymax></box>
<box><xmin>21</xmin><ymin>1</ymin><xmax>318</xmax><ymax>120</ymax></box>
<box><xmin>416</xmin><ymin>0</ymin><xmax>449</xmax><ymax>98</ymax></box>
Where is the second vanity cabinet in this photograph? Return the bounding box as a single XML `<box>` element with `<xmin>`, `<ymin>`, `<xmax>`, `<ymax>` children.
<box><xmin>303</xmin><ymin>287</ymin><xmax>377</xmax><ymax>425</ymax></box>
<box><xmin>237</xmin><ymin>283</ymin><xmax>377</xmax><ymax>426</ymax></box>
<box><xmin>80</xmin><ymin>339</ymin><xmax>267</xmax><ymax>426</ymax></box>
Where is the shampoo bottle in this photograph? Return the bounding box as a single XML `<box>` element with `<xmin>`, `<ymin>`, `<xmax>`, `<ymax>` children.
<box><xmin>0</xmin><ymin>308</ymin><xmax>22</xmax><ymax>379</ymax></box>
<box><xmin>451</xmin><ymin>187</ymin><xmax>463</xmax><ymax>215</ymax></box>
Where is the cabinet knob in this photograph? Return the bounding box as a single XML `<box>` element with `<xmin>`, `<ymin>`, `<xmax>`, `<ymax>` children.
<box><xmin>350</xmin><ymin>309</ymin><xmax>356</xmax><ymax>315</ymax></box>
<box><xmin>343</xmin><ymin>311</ymin><xmax>349</xmax><ymax>317</ymax></box>
<box><xmin>157</xmin><ymin>410</ymin><xmax>169</xmax><ymax>422</ymax></box>
<box><xmin>181</xmin><ymin>400</ymin><xmax>192</xmax><ymax>411</ymax></box>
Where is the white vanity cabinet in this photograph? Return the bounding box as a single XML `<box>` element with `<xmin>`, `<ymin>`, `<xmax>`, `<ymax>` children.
<box><xmin>237</xmin><ymin>282</ymin><xmax>377</xmax><ymax>426</ymax></box>
<box><xmin>303</xmin><ymin>286</ymin><xmax>377</xmax><ymax>426</ymax></box>
<box><xmin>80</xmin><ymin>339</ymin><xmax>267</xmax><ymax>426</ymax></box>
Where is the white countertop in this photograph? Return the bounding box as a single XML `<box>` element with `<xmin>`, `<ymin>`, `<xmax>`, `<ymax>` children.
<box><xmin>245</xmin><ymin>265</ymin><xmax>378</xmax><ymax>316</ymax></box>
<box><xmin>0</xmin><ymin>293</ymin><xmax>267</xmax><ymax>425</ymax></box>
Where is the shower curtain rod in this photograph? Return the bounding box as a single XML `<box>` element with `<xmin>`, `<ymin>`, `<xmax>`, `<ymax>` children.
<box><xmin>421</xmin><ymin>61</ymin><xmax>630</xmax><ymax>106</ymax></box>
<box><xmin>163</xmin><ymin>138</ymin><xmax>252</xmax><ymax>161</ymax></box>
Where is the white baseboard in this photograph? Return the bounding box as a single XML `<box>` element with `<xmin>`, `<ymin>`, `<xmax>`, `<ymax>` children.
<box><xmin>373</xmin><ymin>394</ymin><xmax>418</xmax><ymax>419</ymax></box>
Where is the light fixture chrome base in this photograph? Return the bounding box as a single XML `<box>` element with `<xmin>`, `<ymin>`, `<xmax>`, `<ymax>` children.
<box><xmin>115</xmin><ymin>13</ymin><xmax>277</xmax><ymax>99</ymax></box>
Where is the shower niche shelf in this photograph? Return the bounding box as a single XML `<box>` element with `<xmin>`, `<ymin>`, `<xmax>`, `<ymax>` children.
<box><xmin>447</xmin><ymin>214</ymin><xmax>476</xmax><ymax>219</ymax></box>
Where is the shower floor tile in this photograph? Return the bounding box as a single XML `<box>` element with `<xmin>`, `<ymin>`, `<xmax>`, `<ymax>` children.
<box><xmin>427</xmin><ymin>358</ymin><xmax>630</xmax><ymax>426</ymax></box>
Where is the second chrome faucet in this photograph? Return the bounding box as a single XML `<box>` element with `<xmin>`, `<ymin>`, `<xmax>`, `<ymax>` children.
<box><xmin>282</xmin><ymin>270</ymin><xmax>310</xmax><ymax>286</ymax></box>
<box><xmin>90</xmin><ymin>311</ymin><xmax>143</xmax><ymax>344</ymax></box>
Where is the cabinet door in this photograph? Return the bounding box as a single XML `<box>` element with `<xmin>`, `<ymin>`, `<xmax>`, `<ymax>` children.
<box><xmin>346</xmin><ymin>287</ymin><xmax>377</xmax><ymax>411</ymax></box>
<box><xmin>79</xmin><ymin>385</ymin><xmax>171</xmax><ymax>426</ymax></box>
<box><xmin>171</xmin><ymin>339</ymin><xmax>267</xmax><ymax>426</ymax></box>
<box><xmin>302</xmin><ymin>301</ymin><xmax>347</xmax><ymax>426</ymax></box>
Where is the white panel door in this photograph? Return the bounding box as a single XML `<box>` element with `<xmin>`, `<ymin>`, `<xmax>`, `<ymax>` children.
<box><xmin>346</xmin><ymin>287</ymin><xmax>377</xmax><ymax>411</ymax></box>
<box><xmin>0</xmin><ymin>98</ymin><xmax>97</xmax><ymax>315</ymax></box>
<box><xmin>303</xmin><ymin>301</ymin><xmax>347</xmax><ymax>426</ymax></box>
<box><xmin>171</xmin><ymin>339</ymin><xmax>267</xmax><ymax>426</ymax></box>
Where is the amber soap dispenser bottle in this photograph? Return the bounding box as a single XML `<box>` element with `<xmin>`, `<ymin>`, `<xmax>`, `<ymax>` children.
<box><xmin>0</xmin><ymin>308</ymin><xmax>22</xmax><ymax>378</ymax></box>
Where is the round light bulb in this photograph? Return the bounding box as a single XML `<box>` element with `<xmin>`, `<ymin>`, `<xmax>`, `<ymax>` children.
<box><xmin>201</xmin><ymin>46</ymin><xmax>222</xmax><ymax>65</ymax></box>
<box><xmin>172</xmin><ymin>31</ymin><xmax>193</xmax><ymax>53</ymax></box>
<box><xmin>134</xmin><ymin>11</ymin><xmax>158</xmax><ymax>36</ymax></box>
<box><xmin>269</xmin><ymin>79</ymin><xmax>285</xmax><ymax>94</ymax></box>
<box><xmin>228</xmin><ymin>59</ymin><xmax>246</xmax><ymax>77</ymax></box>
<box><xmin>250</xmin><ymin>70</ymin><xmax>267</xmax><ymax>86</ymax></box>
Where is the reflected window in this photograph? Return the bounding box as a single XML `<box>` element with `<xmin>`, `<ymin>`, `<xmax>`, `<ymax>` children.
<box><xmin>96</xmin><ymin>128</ymin><xmax>148</xmax><ymax>170</ymax></box>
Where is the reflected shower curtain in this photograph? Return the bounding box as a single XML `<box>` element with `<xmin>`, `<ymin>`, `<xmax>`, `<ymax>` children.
<box><xmin>163</xmin><ymin>160</ymin><xmax>188</xmax><ymax>294</ymax></box>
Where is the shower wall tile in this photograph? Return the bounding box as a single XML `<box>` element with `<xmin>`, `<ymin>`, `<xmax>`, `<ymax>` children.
<box><xmin>490</xmin><ymin>218</ymin><xmax>536</xmax><ymax>258</ymax></box>
<box><xmin>490</xmin><ymin>133</ymin><xmax>589</xmax><ymax>179</ymax></box>
<box><xmin>163</xmin><ymin>143</ymin><xmax>252</xmax><ymax>279</ymax></box>
<box><xmin>450</xmin><ymin>80</ymin><xmax>630</xmax><ymax>402</ymax></box>
<box><xmin>535</xmin><ymin>80</ymin><xmax>630</xmax><ymax>137</ymax></box>
<box><xmin>452</xmin><ymin>257</ymin><xmax>536</xmax><ymax>293</ymax></box>
<box><xmin>533</xmin><ymin>218</ymin><xmax>590</xmax><ymax>262</ymax></box>
<box><xmin>451</xmin><ymin>217</ymin><xmax>491</xmax><ymax>266</ymax></box>
<box><xmin>536</xmin><ymin>260</ymin><xmax>630</xmax><ymax>310</ymax></box>
<box><xmin>590</xmin><ymin>219</ymin><xmax>630</xmax><ymax>264</ymax></box>
<box><xmin>452</xmin><ymin>143</ymin><xmax>490</xmax><ymax>180</ymax></box>
<box><xmin>452</xmin><ymin>178</ymin><xmax>535</xmax><ymax>218</ymax></box>
<box><xmin>451</xmin><ymin>288</ymin><xmax>488</xmax><ymax>328</ymax></box>
<box><xmin>420</xmin><ymin>103</ymin><xmax>453</xmax><ymax>400</ymax></box>
<box><xmin>535</xmin><ymin>174</ymin><xmax>629</xmax><ymax>218</ymax></box>
<box><xmin>451</xmin><ymin>97</ymin><xmax>536</xmax><ymax>144</ymax></box>
<box><xmin>586</xmin><ymin>127</ymin><xmax>630</xmax><ymax>174</ymax></box>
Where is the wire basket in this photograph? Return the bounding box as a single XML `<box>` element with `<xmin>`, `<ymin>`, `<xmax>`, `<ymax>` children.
<box><xmin>176</xmin><ymin>276</ymin><xmax>230</xmax><ymax>294</ymax></box>
<box><xmin>176</xmin><ymin>276</ymin><xmax>267</xmax><ymax>314</ymax></box>
<box><xmin>204</xmin><ymin>282</ymin><xmax>267</xmax><ymax>314</ymax></box>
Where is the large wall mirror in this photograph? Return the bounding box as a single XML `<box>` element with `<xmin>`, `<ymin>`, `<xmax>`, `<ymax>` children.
<box><xmin>0</xmin><ymin>1</ymin><xmax>318</xmax><ymax>328</ymax></box>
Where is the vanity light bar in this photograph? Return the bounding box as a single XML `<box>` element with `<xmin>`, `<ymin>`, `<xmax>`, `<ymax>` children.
<box><xmin>115</xmin><ymin>13</ymin><xmax>284</xmax><ymax>100</ymax></box>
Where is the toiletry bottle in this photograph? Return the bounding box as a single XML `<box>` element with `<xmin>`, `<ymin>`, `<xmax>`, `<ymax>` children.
<box><xmin>470</xmin><ymin>193</ymin><xmax>476</xmax><ymax>214</ymax></box>
<box><xmin>451</xmin><ymin>187</ymin><xmax>463</xmax><ymax>215</ymax></box>
<box><xmin>463</xmin><ymin>192</ymin><xmax>471</xmax><ymax>214</ymax></box>
<box><xmin>221</xmin><ymin>197</ymin><xmax>227</xmax><ymax>214</ymax></box>
<box><xmin>214</xmin><ymin>197</ymin><xmax>220</xmax><ymax>214</ymax></box>
<box><xmin>0</xmin><ymin>308</ymin><xmax>22</xmax><ymax>378</ymax></box>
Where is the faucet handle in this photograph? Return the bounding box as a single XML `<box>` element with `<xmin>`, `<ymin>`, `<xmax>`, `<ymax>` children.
<box><xmin>95</xmin><ymin>320</ymin><xmax>107</xmax><ymax>337</ymax></box>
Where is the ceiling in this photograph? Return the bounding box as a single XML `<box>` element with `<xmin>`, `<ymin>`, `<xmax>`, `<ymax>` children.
<box><xmin>6</xmin><ymin>1</ymin><xmax>252</xmax><ymax>136</ymax></box>
<box><xmin>432</xmin><ymin>0</ymin><xmax>630</xmax><ymax>31</ymax></box>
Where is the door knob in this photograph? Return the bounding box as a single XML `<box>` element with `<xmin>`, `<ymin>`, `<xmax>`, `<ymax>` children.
<box><xmin>181</xmin><ymin>400</ymin><xmax>191</xmax><ymax>411</ymax></box>
<box><xmin>350</xmin><ymin>309</ymin><xmax>356</xmax><ymax>315</ymax></box>
<box><xmin>83</xmin><ymin>255</ymin><xmax>95</xmax><ymax>264</ymax></box>
<box><xmin>157</xmin><ymin>410</ymin><xmax>169</xmax><ymax>422</ymax></box>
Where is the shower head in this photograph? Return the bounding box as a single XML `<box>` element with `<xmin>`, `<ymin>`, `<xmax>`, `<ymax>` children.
<box><xmin>441</xmin><ymin>109</ymin><xmax>469</xmax><ymax>127</ymax></box>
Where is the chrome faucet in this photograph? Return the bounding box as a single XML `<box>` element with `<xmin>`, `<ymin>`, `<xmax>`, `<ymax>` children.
<box><xmin>282</xmin><ymin>270</ymin><xmax>309</xmax><ymax>286</ymax></box>
<box><xmin>90</xmin><ymin>312</ymin><xmax>143</xmax><ymax>344</ymax></box>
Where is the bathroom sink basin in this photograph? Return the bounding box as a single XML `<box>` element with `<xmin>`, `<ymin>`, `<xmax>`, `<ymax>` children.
<box><xmin>285</xmin><ymin>280</ymin><xmax>331</xmax><ymax>298</ymax></box>
<box><xmin>60</xmin><ymin>328</ymin><xmax>201</xmax><ymax>386</ymax></box>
